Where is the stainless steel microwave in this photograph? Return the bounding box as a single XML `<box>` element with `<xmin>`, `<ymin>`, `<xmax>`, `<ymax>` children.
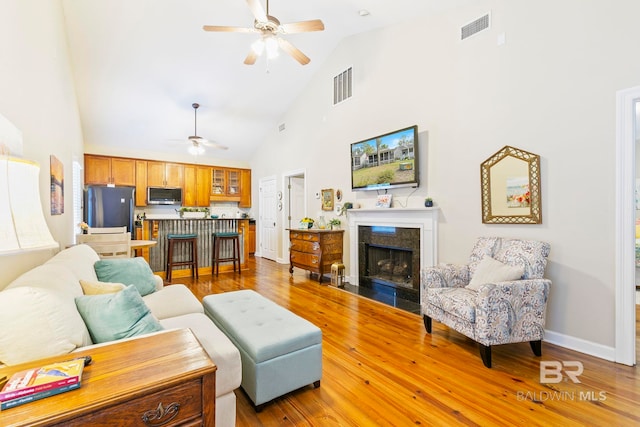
<box><xmin>147</xmin><ymin>187</ymin><xmax>182</xmax><ymax>205</ymax></box>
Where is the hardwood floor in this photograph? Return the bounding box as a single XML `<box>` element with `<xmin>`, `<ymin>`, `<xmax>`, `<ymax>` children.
<box><xmin>171</xmin><ymin>257</ymin><xmax>640</xmax><ymax>426</ymax></box>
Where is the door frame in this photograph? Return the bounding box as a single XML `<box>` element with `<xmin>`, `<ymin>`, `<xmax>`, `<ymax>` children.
<box><xmin>281</xmin><ymin>168</ymin><xmax>307</xmax><ymax>264</ymax></box>
<box><xmin>615</xmin><ymin>84</ymin><xmax>639</xmax><ymax>366</ymax></box>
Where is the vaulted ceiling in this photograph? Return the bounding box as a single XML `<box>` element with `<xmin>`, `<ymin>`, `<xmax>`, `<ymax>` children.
<box><xmin>62</xmin><ymin>0</ymin><xmax>473</xmax><ymax>163</ymax></box>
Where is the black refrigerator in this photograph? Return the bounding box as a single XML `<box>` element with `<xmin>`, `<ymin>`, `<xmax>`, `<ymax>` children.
<box><xmin>83</xmin><ymin>186</ymin><xmax>135</xmax><ymax>235</ymax></box>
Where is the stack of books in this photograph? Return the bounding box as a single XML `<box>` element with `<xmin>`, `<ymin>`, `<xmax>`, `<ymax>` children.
<box><xmin>0</xmin><ymin>358</ymin><xmax>86</xmax><ymax>410</ymax></box>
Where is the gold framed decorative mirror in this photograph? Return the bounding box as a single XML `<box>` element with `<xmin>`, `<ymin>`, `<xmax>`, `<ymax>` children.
<box><xmin>480</xmin><ymin>145</ymin><xmax>541</xmax><ymax>224</ymax></box>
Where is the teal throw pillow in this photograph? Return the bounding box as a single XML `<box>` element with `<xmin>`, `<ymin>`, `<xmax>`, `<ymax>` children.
<box><xmin>94</xmin><ymin>257</ymin><xmax>156</xmax><ymax>296</ymax></box>
<box><xmin>74</xmin><ymin>285</ymin><xmax>163</xmax><ymax>344</ymax></box>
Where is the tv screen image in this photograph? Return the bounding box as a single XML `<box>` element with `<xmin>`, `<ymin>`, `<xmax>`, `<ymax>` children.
<box><xmin>350</xmin><ymin>125</ymin><xmax>419</xmax><ymax>191</ymax></box>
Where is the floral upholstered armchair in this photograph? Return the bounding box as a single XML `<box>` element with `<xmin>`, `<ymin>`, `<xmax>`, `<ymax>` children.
<box><xmin>421</xmin><ymin>237</ymin><xmax>551</xmax><ymax>368</ymax></box>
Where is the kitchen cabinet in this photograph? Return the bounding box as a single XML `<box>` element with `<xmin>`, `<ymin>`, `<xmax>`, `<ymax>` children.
<box><xmin>248</xmin><ymin>221</ymin><xmax>256</xmax><ymax>255</ymax></box>
<box><xmin>211</xmin><ymin>167</ymin><xmax>239</xmax><ymax>201</ymax></box>
<box><xmin>239</xmin><ymin>168</ymin><xmax>252</xmax><ymax>208</ymax></box>
<box><xmin>211</xmin><ymin>167</ymin><xmax>251</xmax><ymax>206</ymax></box>
<box><xmin>84</xmin><ymin>155</ymin><xmax>135</xmax><ymax>186</ymax></box>
<box><xmin>85</xmin><ymin>154</ymin><xmax>252</xmax><ymax>208</ymax></box>
<box><xmin>135</xmin><ymin>160</ymin><xmax>147</xmax><ymax>206</ymax></box>
<box><xmin>147</xmin><ymin>161</ymin><xmax>184</xmax><ymax>188</ymax></box>
<box><xmin>196</xmin><ymin>166</ymin><xmax>212</xmax><ymax>207</ymax></box>
<box><xmin>183</xmin><ymin>165</ymin><xmax>211</xmax><ymax>207</ymax></box>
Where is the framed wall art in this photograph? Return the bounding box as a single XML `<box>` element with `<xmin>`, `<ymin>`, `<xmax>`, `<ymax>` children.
<box><xmin>321</xmin><ymin>188</ymin><xmax>334</xmax><ymax>211</ymax></box>
<box><xmin>50</xmin><ymin>155</ymin><xmax>64</xmax><ymax>215</ymax></box>
<box><xmin>480</xmin><ymin>145</ymin><xmax>541</xmax><ymax>224</ymax></box>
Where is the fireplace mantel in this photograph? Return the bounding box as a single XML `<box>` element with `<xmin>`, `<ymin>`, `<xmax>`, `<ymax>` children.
<box><xmin>346</xmin><ymin>208</ymin><xmax>439</xmax><ymax>286</ymax></box>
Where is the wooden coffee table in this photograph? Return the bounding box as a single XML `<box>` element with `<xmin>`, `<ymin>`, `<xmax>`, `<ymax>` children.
<box><xmin>0</xmin><ymin>329</ymin><xmax>216</xmax><ymax>427</ymax></box>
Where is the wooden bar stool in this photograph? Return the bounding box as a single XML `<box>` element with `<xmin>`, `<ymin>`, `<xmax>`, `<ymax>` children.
<box><xmin>166</xmin><ymin>233</ymin><xmax>199</xmax><ymax>282</ymax></box>
<box><xmin>212</xmin><ymin>232</ymin><xmax>241</xmax><ymax>275</ymax></box>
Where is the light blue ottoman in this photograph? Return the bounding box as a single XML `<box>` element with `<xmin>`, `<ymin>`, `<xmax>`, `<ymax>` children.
<box><xmin>203</xmin><ymin>290</ymin><xmax>322</xmax><ymax>411</ymax></box>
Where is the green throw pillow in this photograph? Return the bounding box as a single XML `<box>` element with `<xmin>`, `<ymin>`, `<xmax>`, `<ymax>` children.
<box><xmin>94</xmin><ymin>257</ymin><xmax>156</xmax><ymax>296</ymax></box>
<box><xmin>74</xmin><ymin>285</ymin><xmax>163</xmax><ymax>344</ymax></box>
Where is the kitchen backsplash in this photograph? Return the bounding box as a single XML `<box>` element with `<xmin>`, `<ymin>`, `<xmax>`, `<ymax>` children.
<box><xmin>135</xmin><ymin>202</ymin><xmax>251</xmax><ymax>220</ymax></box>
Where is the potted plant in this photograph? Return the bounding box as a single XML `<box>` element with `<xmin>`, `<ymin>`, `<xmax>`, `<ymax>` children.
<box><xmin>328</xmin><ymin>218</ymin><xmax>341</xmax><ymax>230</ymax></box>
<box><xmin>424</xmin><ymin>198</ymin><xmax>434</xmax><ymax>207</ymax></box>
<box><xmin>178</xmin><ymin>207</ymin><xmax>210</xmax><ymax>218</ymax></box>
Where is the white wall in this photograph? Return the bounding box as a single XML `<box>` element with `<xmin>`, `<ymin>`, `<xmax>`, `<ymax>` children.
<box><xmin>0</xmin><ymin>0</ymin><xmax>84</xmax><ymax>287</ymax></box>
<box><xmin>250</xmin><ymin>0</ymin><xmax>640</xmax><ymax>356</ymax></box>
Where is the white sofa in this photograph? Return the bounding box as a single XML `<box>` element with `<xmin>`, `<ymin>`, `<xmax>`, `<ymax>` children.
<box><xmin>0</xmin><ymin>244</ymin><xmax>241</xmax><ymax>427</ymax></box>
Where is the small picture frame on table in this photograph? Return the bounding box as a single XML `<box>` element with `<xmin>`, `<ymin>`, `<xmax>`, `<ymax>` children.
<box><xmin>376</xmin><ymin>194</ymin><xmax>392</xmax><ymax>208</ymax></box>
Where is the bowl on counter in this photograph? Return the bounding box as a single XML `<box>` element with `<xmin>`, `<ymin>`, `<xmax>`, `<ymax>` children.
<box><xmin>210</xmin><ymin>215</ymin><xmax>219</xmax><ymax>219</ymax></box>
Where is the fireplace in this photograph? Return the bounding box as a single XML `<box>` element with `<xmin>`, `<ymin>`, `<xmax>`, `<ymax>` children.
<box><xmin>347</xmin><ymin>208</ymin><xmax>439</xmax><ymax>303</ymax></box>
<box><xmin>359</xmin><ymin>226</ymin><xmax>421</xmax><ymax>301</ymax></box>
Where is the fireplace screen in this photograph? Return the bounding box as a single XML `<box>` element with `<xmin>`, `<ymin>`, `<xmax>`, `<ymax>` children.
<box><xmin>366</xmin><ymin>245</ymin><xmax>413</xmax><ymax>288</ymax></box>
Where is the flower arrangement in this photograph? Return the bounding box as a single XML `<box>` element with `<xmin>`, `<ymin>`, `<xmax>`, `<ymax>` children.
<box><xmin>300</xmin><ymin>217</ymin><xmax>314</xmax><ymax>229</ymax></box>
<box><xmin>79</xmin><ymin>221</ymin><xmax>89</xmax><ymax>233</ymax></box>
<box><xmin>328</xmin><ymin>218</ymin><xmax>341</xmax><ymax>229</ymax></box>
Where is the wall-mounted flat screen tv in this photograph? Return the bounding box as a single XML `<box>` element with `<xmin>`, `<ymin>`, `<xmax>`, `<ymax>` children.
<box><xmin>350</xmin><ymin>125</ymin><xmax>419</xmax><ymax>191</ymax></box>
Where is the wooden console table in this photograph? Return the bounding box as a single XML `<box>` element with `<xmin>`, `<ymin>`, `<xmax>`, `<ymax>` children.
<box><xmin>0</xmin><ymin>329</ymin><xmax>216</xmax><ymax>427</ymax></box>
<box><xmin>288</xmin><ymin>229</ymin><xmax>344</xmax><ymax>283</ymax></box>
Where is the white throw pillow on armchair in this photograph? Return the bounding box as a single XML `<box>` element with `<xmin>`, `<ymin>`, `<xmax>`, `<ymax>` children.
<box><xmin>466</xmin><ymin>256</ymin><xmax>524</xmax><ymax>291</ymax></box>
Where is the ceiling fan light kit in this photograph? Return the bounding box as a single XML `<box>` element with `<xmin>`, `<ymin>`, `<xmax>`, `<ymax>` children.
<box><xmin>188</xmin><ymin>143</ymin><xmax>205</xmax><ymax>156</ymax></box>
<box><xmin>251</xmin><ymin>35</ymin><xmax>279</xmax><ymax>59</ymax></box>
<box><xmin>203</xmin><ymin>0</ymin><xmax>324</xmax><ymax>66</ymax></box>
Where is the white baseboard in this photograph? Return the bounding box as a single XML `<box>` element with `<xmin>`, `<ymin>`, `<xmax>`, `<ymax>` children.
<box><xmin>544</xmin><ymin>329</ymin><xmax>615</xmax><ymax>362</ymax></box>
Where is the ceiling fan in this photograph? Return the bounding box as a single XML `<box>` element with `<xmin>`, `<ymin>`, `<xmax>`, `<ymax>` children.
<box><xmin>173</xmin><ymin>103</ymin><xmax>228</xmax><ymax>155</ymax></box>
<box><xmin>203</xmin><ymin>0</ymin><xmax>324</xmax><ymax>65</ymax></box>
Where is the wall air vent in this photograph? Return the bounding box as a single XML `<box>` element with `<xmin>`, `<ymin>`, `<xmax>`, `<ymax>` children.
<box><xmin>461</xmin><ymin>13</ymin><xmax>490</xmax><ymax>41</ymax></box>
<box><xmin>333</xmin><ymin>67</ymin><xmax>353</xmax><ymax>105</ymax></box>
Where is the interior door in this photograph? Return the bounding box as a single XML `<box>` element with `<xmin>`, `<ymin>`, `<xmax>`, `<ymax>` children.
<box><xmin>288</xmin><ymin>175</ymin><xmax>305</xmax><ymax>229</ymax></box>
<box><xmin>259</xmin><ymin>176</ymin><xmax>278</xmax><ymax>261</ymax></box>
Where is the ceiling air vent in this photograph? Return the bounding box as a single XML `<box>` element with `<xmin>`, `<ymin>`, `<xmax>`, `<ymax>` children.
<box><xmin>461</xmin><ymin>13</ymin><xmax>490</xmax><ymax>41</ymax></box>
<box><xmin>333</xmin><ymin>67</ymin><xmax>353</xmax><ymax>105</ymax></box>
<box><xmin>279</xmin><ymin>123</ymin><xmax>286</xmax><ymax>132</ymax></box>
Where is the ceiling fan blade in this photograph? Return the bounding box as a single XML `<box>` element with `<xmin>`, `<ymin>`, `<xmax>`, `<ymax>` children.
<box><xmin>280</xmin><ymin>19</ymin><xmax>325</xmax><ymax>34</ymax></box>
<box><xmin>246</xmin><ymin>0</ymin><xmax>267</xmax><ymax>22</ymax></box>
<box><xmin>244</xmin><ymin>49</ymin><xmax>258</xmax><ymax>65</ymax></box>
<box><xmin>202</xmin><ymin>140</ymin><xmax>229</xmax><ymax>150</ymax></box>
<box><xmin>203</xmin><ymin>25</ymin><xmax>256</xmax><ymax>33</ymax></box>
<box><xmin>277</xmin><ymin>38</ymin><xmax>310</xmax><ymax>65</ymax></box>
<box><xmin>188</xmin><ymin>137</ymin><xmax>228</xmax><ymax>151</ymax></box>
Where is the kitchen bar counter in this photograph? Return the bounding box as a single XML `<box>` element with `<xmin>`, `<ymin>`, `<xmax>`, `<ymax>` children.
<box><xmin>138</xmin><ymin>218</ymin><xmax>251</xmax><ymax>278</ymax></box>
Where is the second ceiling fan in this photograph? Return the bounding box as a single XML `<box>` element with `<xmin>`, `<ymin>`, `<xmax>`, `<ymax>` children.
<box><xmin>172</xmin><ymin>103</ymin><xmax>228</xmax><ymax>155</ymax></box>
<box><xmin>203</xmin><ymin>0</ymin><xmax>324</xmax><ymax>65</ymax></box>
